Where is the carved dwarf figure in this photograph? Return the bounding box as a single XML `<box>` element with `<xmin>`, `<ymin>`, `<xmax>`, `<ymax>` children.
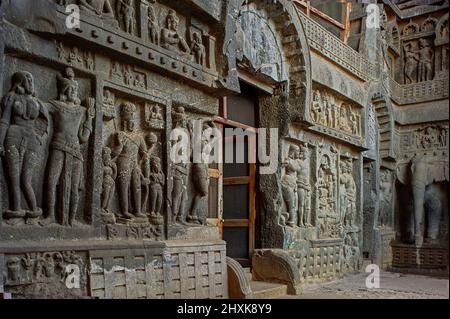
<box><xmin>113</xmin><ymin>102</ymin><xmax>147</xmax><ymax>220</ymax></box>
<box><xmin>0</xmin><ymin>71</ymin><xmax>49</xmax><ymax>225</ymax></box>
<box><xmin>101</xmin><ymin>146</ymin><xmax>117</xmax><ymax>214</ymax></box>
<box><xmin>148</xmin><ymin>4</ymin><xmax>160</xmax><ymax>45</ymax></box>
<box><xmin>296</xmin><ymin>143</ymin><xmax>312</xmax><ymax>227</ymax></box>
<box><xmin>117</xmin><ymin>0</ymin><xmax>136</xmax><ymax>34</ymax></box>
<box><xmin>403</xmin><ymin>42</ymin><xmax>419</xmax><ymax>84</ymax></box>
<box><xmin>281</xmin><ymin>145</ymin><xmax>299</xmax><ymax>227</ymax></box>
<box><xmin>417</xmin><ymin>38</ymin><xmax>434</xmax><ymax>82</ymax></box>
<box><xmin>191</xmin><ymin>31</ymin><xmax>206</xmax><ymax>66</ymax></box>
<box><xmin>41</xmin><ymin>67</ymin><xmax>95</xmax><ymax>226</ymax></box>
<box><xmin>161</xmin><ymin>10</ymin><xmax>191</xmax><ymax>55</ymax></box>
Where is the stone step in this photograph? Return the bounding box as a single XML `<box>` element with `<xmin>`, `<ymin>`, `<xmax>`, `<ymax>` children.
<box><xmin>250</xmin><ymin>280</ymin><xmax>288</xmax><ymax>299</ymax></box>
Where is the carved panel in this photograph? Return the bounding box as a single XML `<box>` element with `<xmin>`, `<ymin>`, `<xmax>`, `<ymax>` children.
<box><xmin>399</xmin><ymin>124</ymin><xmax>449</xmax><ymax>155</ymax></box>
<box><xmin>310</xmin><ymin>88</ymin><xmax>363</xmax><ymax>144</ymax></box>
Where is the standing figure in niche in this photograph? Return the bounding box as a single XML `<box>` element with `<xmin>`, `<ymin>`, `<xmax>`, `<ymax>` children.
<box><xmin>117</xmin><ymin>0</ymin><xmax>136</xmax><ymax>35</ymax></box>
<box><xmin>417</xmin><ymin>38</ymin><xmax>434</xmax><ymax>82</ymax></box>
<box><xmin>188</xmin><ymin>122</ymin><xmax>214</xmax><ymax>225</ymax></box>
<box><xmin>296</xmin><ymin>143</ymin><xmax>312</xmax><ymax>227</ymax></box>
<box><xmin>191</xmin><ymin>31</ymin><xmax>206</xmax><ymax>66</ymax></box>
<box><xmin>148</xmin><ymin>4</ymin><xmax>160</xmax><ymax>45</ymax></box>
<box><xmin>113</xmin><ymin>102</ymin><xmax>147</xmax><ymax>220</ymax></box>
<box><xmin>281</xmin><ymin>145</ymin><xmax>299</xmax><ymax>227</ymax></box>
<box><xmin>141</xmin><ymin>132</ymin><xmax>157</xmax><ymax>213</ymax></box>
<box><xmin>41</xmin><ymin>67</ymin><xmax>95</xmax><ymax>226</ymax></box>
<box><xmin>161</xmin><ymin>10</ymin><xmax>191</xmax><ymax>55</ymax></box>
<box><xmin>403</xmin><ymin>42</ymin><xmax>419</xmax><ymax>84</ymax></box>
<box><xmin>342</xmin><ymin>161</ymin><xmax>356</xmax><ymax>227</ymax></box>
<box><xmin>171</xmin><ymin>107</ymin><xmax>190</xmax><ymax>224</ymax></box>
<box><xmin>311</xmin><ymin>90</ymin><xmax>323</xmax><ymax>124</ymax></box>
<box><xmin>101</xmin><ymin>146</ymin><xmax>117</xmax><ymax>214</ymax></box>
<box><xmin>0</xmin><ymin>71</ymin><xmax>49</xmax><ymax>225</ymax></box>
<box><xmin>379</xmin><ymin>169</ymin><xmax>393</xmax><ymax>227</ymax></box>
<box><xmin>148</xmin><ymin>157</ymin><xmax>165</xmax><ymax>218</ymax></box>
<box><xmin>123</xmin><ymin>65</ymin><xmax>133</xmax><ymax>86</ymax></box>
<box><xmin>324</xmin><ymin>94</ymin><xmax>333</xmax><ymax>128</ymax></box>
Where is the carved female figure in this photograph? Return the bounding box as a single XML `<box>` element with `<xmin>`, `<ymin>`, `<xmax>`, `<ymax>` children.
<box><xmin>296</xmin><ymin>144</ymin><xmax>311</xmax><ymax>227</ymax></box>
<box><xmin>417</xmin><ymin>38</ymin><xmax>434</xmax><ymax>82</ymax></box>
<box><xmin>161</xmin><ymin>10</ymin><xmax>190</xmax><ymax>55</ymax></box>
<box><xmin>281</xmin><ymin>145</ymin><xmax>299</xmax><ymax>227</ymax></box>
<box><xmin>101</xmin><ymin>146</ymin><xmax>117</xmax><ymax>213</ymax></box>
<box><xmin>379</xmin><ymin>169</ymin><xmax>393</xmax><ymax>227</ymax></box>
<box><xmin>311</xmin><ymin>90</ymin><xmax>323</xmax><ymax>124</ymax></box>
<box><xmin>0</xmin><ymin>71</ymin><xmax>49</xmax><ymax>225</ymax></box>
<box><xmin>41</xmin><ymin>67</ymin><xmax>95</xmax><ymax>226</ymax></box>
<box><xmin>403</xmin><ymin>42</ymin><xmax>419</xmax><ymax>84</ymax></box>
<box><xmin>149</xmin><ymin>157</ymin><xmax>165</xmax><ymax>217</ymax></box>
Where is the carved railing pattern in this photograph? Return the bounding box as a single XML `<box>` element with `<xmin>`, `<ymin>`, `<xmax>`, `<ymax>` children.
<box><xmin>383</xmin><ymin>72</ymin><xmax>449</xmax><ymax>104</ymax></box>
<box><xmin>296</xmin><ymin>10</ymin><xmax>378</xmax><ymax>81</ymax></box>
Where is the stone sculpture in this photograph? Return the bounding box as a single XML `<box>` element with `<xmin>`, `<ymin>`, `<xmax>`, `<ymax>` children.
<box><xmin>379</xmin><ymin>169</ymin><xmax>393</xmax><ymax>227</ymax></box>
<box><xmin>417</xmin><ymin>38</ymin><xmax>434</xmax><ymax>82</ymax></box>
<box><xmin>161</xmin><ymin>10</ymin><xmax>191</xmax><ymax>55</ymax></box>
<box><xmin>340</xmin><ymin>160</ymin><xmax>356</xmax><ymax>228</ymax></box>
<box><xmin>311</xmin><ymin>90</ymin><xmax>323</xmax><ymax>124</ymax></box>
<box><xmin>281</xmin><ymin>145</ymin><xmax>299</xmax><ymax>227</ymax></box>
<box><xmin>117</xmin><ymin>0</ymin><xmax>136</xmax><ymax>35</ymax></box>
<box><xmin>101</xmin><ymin>146</ymin><xmax>117</xmax><ymax>223</ymax></box>
<box><xmin>78</xmin><ymin>0</ymin><xmax>118</xmax><ymax>27</ymax></box>
<box><xmin>296</xmin><ymin>143</ymin><xmax>311</xmax><ymax>227</ymax></box>
<box><xmin>404</xmin><ymin>42</ymin><xmax>419</xmax><ymax>84</ymax></box>
<box><xmin>191</xmin><ymin>31</ymin><xmax>206</xmax><ymax>66</ymax></box>
<box><xmin>0</xmin><ymin>71</ymin><xmax>49</xmax><ymax>225</ymax></box>
<box><xmin>41</xmin><ymin>67</ymin><xmax>95</xmax><ymax>226</ymax></box>
<box><xmin>113</xmin><ymin>102</ymin><xmax>147</xmax><ymax>220</ymax></box>
<box><xmin>148</xmin><ymin>4</ymin><xmax>160</xmax><ymax>45</ymax></box>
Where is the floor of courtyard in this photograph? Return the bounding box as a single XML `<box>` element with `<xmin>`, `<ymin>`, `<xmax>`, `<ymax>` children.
<box><xmin>279</xmin><ymin>271</ymin><xmax>449</xmax><ymax>299</ymax></box>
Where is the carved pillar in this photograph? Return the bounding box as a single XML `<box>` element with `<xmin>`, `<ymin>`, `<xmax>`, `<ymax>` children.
<box><xmin>203</xmin><ymin>33</ymin><xmax>216</xmax><ymax>70</ymax></box>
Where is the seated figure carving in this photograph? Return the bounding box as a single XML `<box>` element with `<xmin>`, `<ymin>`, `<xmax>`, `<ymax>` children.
<box><xmin>161</xmin><ymin>10</ymin><xmax>191</xmax><ymax>56</ymax></box>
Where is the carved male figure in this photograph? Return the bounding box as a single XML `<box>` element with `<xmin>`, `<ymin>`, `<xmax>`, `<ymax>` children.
<box><xmin>341</xmin><ymin>161</ymin><xmax>356</xmax><ymax>227</ymax></box>
<box><xmin>148</xmin><ymin>4</ymin><xmax>160</xmax><ymax>45</ymax></box>
<box><xmin>191</xmin><ymin>31</ymin><xmax>206</xmax><ymax>66</ymax></box>
<box><xmin>403</xmin><ymin>42</ymin><xmax>419</xmax><ymax>84</ymax></box>
<box><xmin>417</xmin><ymin>38</ymin><xmax>434</xmax><ymax>82</ymax></box>
<box><xmin>161</xmin><ymin>10</ymin><xmax>191</xmax><ymax>55</ymax></box>
<box><xmin>41</xmin><ymin>67</ymin><xmax>95</xmax><ymax>226</ymax></box>
<box><xmin>113</xmin><ymin>102</ymin><xmax>147</xmax><ymax>219</ymax></box>
<box><xmin>117</xmin><ymin>0</ymin><xmax>135</xmax><ymax>34</ymax></box>
<box><xmin>0</xmin><ymin>71</ymin><xmax>49</xmax><ymax>225</ymax></box>
<box><xmin>281</xmin><ymin>145</ymin><xmax>299</xmax><ymax>227</ymax></box>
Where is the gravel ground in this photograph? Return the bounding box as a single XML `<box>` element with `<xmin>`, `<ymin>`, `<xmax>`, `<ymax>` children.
<box><xmin>281</xmin><ymin>271</ymin><xmax>449</xmax><ymax>299</ymax></box>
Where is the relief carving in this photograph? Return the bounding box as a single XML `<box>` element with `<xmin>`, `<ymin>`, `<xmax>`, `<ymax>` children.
<box><xmin>117</xmin><ymin>0</ymin><xmax>136</xmax><ymax>35</ymax></box>
<box><xmin>148</xmin><ymin>3</ymin><xmax>160</xmax><ymax>45</ymax></box>
<box><xmin>417</xmin><ymin>38</ymin><xmax>434</xmax><ymax>82</ymax></box>
<box><xmin>379</xmin><ymin>169</ymin><xmax>394</xmax><ymax>228</ymax></box>
<box><xmin>161</xmin><ymin>10</ymin><xmax>191</xmax><ymax>56</ymax></box>
<box><xmin>78</xmin><ymin>0</ymin><xmax>119</xmax><ymax>28</ymax></box>
<box><xmin>339</xmin><ymin>159</ymin><xmax>356</xmax><ymax>228</ymax></box>
<box><xmin>310</xmin><ymin>89</ymin><xmax>361</xmax><ymax>139</ymax></box>
<box><xmin>0</xmin><ymin>72</ymin><xmax>49</xmax><ymax>225</ymax></box>
<box><xmin>101</xmin><ymin>146</ymin><xmax>117</xmax><ymax>224</ymax></box>
<box><xmin>145</xmin><ymin>103</ymin><xmax>164</xmax><ymax>129</ymax></box>
<box><xmin>41</xmin><ymin>67</ymin><xmax>95</xmax><ymax>226</ymax></box>
<box><xmin>191</xmin><ymin>32</ymin><xmax>206</xmax><ymax>66</ymax></box>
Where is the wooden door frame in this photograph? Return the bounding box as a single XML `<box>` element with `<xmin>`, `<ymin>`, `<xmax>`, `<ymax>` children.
<box><xmin>216</xmin><ymin>95</ymin><xmax>258</xmax><ymax>266</ymax></box>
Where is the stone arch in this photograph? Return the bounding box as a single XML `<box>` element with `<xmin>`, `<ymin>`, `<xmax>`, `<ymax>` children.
<box><xmin>222</xmin><ymin>0</ymin><xmax>312</xmax><ymax>123</ymax></box>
